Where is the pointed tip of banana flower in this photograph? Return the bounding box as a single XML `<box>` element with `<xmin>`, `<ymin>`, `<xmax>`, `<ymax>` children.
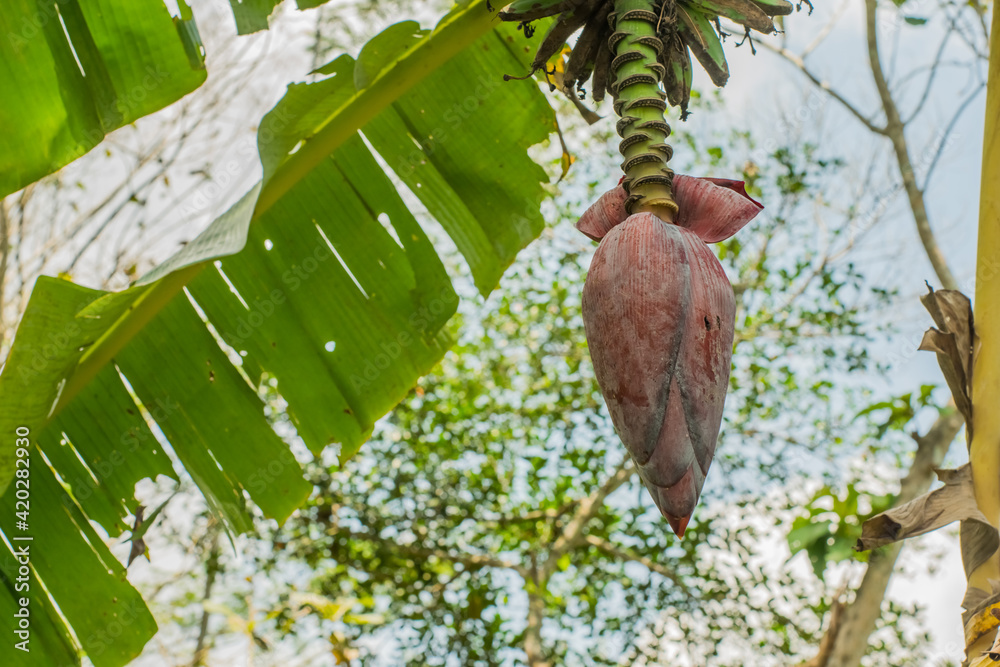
<box><xmin>667</xmin><ymin>514</ymin><xmax>691</xmax><ymax>539</ymax></box>
<box><xmin>575</xmin><ymin>176</ymin><xmax>763</xmax><ymax>244</ymax></box>
<box><xmin>643</xmin><ymin>460</ymin><xmax>704</xmax><ymax>539</ymax></box>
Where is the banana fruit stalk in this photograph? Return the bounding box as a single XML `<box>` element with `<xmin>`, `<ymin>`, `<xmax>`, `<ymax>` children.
<box><xmin>498</xmin><ymin>0</ymin><xmax>797</xmax><ymax>118</ymax></box>
<box><xmin>578</xmin><ymin>177</ymin><xmax>762</xmax><ymax>536</ymax></box>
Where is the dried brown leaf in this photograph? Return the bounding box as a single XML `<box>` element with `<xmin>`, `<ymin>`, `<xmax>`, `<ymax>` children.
<box><xmin>918</xmin><ymin>287</ymin><xmax>975</xmax><ymax>440</ymax></box>
<box><xmin>855</xmin><ymin>465</ymin><xmax>996</xmax><ymax>580</ymax></box>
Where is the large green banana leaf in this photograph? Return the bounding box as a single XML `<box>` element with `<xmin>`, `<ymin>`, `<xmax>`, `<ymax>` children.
<box><xmin>0</xmin><ymin>3</ymin><xmax>556</xmax><ymax>665</ymax></box>
<box><xmin>0</xmin><ymin>0</ymin><xmax>352</xmax><ymax>199</ymax></box>
<box><xmin>0</xmin><ymin>0</ymin><xmax>206</xmax><ymax>199</ymax></box>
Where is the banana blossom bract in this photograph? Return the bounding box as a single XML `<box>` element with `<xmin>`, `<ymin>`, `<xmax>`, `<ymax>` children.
<box><xmin>578</xmin><ymin>177</ymin><xmax>762</xmax><ymax>537</ymax></box>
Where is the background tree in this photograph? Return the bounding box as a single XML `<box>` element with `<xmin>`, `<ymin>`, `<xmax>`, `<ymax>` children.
<box><xmin>760</xmin><ymin>0</ymin><xmax>985</xmax><ymax>662</ymax></box>
<box><xmin>0</xmin><ymin>2</ymin><xmax>562</xmax><ymax>664</ymax></box>
<box><xmin>136</xmin><ymin>110</ymin><xmax>945</xmax><ymax>665</ymax></box>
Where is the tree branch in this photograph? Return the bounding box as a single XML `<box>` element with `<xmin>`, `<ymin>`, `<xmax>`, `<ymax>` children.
<box><xmin>517</xmin><ymin>462</ymin><xmax>637</xmax><ymax>663</ymax></box>
<box><xmin>480</xmin><ymin>501</ymin><xmax>579</xmax><ymax>526</ymax></box>
<box><xmin>801</xmin><ymin>0</ymin><xmax>850</xmax><ymax>59</ymax></box>
<box><xmin>864</xmin><ymin>0</ymin><xmax>958</xmax><ymax>290</ymax></box>
<box><xmin>919</xmin><ymin>82</ymin><xmax>985</xmax><ymax>192</ymax></box>
<box><xmin>813</xmin><ymin>409</ymin><xmax>964</xmax><ymax>667</ymax></box>
<box><xmin>901</xmin><ymin>29</ymin><xmax>953</xmax><ymax>124</ymax></box>
<box><xmin>330</xmin><ymin>526</ymin><xmax>528</xmax><ymax>576</ymax></box>
<box><xmin>191</xmin><ymin>528</ymin><xmax>222</xmax><ymax>667</ymax></box>
<box><xmin>584</xmin><ymin>535</ymin><xmax>691</xmax><ymax>595</ymax></box>
<box><xmin>543</xmin><ymin>461</ymin><xmax>635</xmax><ymax>578</ymax></box>
<box><xmin>795</xmin><ymin>589</ymin><xmax>846</xmax><ymax>667</ymax></box>
<box><xmin>524</xmin><ymin>588</ymin><xmax>551</xmax><ymax>667</ymax></box>
<box><xmin>759</xmin><ymin>41</ymin><xmax>887</xmax><ymax>135</ymax></box>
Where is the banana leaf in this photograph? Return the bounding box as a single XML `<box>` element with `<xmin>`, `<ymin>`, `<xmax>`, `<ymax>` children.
<box><xmin>0</xmin><ymin>4</ymin><xmax>557</xmax><ymax>665</ymax></box>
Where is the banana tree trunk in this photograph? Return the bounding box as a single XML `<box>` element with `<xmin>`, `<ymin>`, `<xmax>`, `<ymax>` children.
<box><xmin>965</xmin><ymin>5</ymin><xmax>1000</xmax><ymax>664</ymax></box>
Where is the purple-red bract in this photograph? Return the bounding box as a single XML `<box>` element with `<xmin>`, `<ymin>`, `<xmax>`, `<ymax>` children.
<box><xmin>578</xmin><ymin>179</ymin><xmax>763</xmax><ymax>537</ymax></box>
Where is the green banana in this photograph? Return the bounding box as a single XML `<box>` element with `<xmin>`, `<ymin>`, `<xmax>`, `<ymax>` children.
<box><xmin>681</xmin><ymin>0</ymin><xmax>775</xmax><ymax>33</ymax></box>
<box><xmin>678</xmin><ymin>6</ymin><xmax>729</xmax><ymax>87</ymax></box>
<box><xmin>748</xmin><ymin>0</ymin><xmax>794</xmax><ymax>16</ymax></box>
<box><xmin>661</xmin><ymin>36</ymin><xmax>692</xmax><ymax>117</ymax></box>
<box><xmin>498</xmin><ymin>0</ymin><xmax>583</xmax><ymax>21</ymax></box>
<box><xmin>563</xmin><ymin>3</ymin><xmax>611</xmax><ymax>94</ymax></box>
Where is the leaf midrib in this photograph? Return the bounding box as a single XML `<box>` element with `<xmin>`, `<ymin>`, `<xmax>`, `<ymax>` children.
<box><xmin>54</xmin><ymin>3</ymin><xmax>500</xmax><ymax>421</ymax></box>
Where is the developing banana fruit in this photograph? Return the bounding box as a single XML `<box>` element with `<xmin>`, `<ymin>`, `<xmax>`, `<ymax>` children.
<box><xmin>498</xmin><ymin>0</ymin><xmax>800</xmax><ymax>117</ymax></box>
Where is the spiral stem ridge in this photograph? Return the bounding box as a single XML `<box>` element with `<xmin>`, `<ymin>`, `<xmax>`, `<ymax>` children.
<box><xmin>611</xmin><ymin>0</ymin><xmax>677</xmax><ymax>220</ymax></box>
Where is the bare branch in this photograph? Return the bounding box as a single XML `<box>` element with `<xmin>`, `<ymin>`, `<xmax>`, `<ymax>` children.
<box><xmin>13</xmin><ymin>187</ymin><xmax>30</xmax><ymax>317</ymax></box>
<box><xmin>584</xmin><ymin>535</ymin><xmax>691</xmax><ymax>595</ymax></box>
<box><xmin>65</xmin><ymin>132</ymin><xmax>191</xmax><ymax>274</ymax></box>
<box><xmin>801</xmin><ymin>0</ymin><xmax>850</xmax><ymax>59</ymax></box>
<box><xmin>901</xmin><ymin>30</ymin><xmax>953</xmax><ymax>125</ymax></box>
<box><xmin>481</xmin><ymin>501</ymin><xmax>579</xmax><ymax>526</ymax></box>
<box><xmin>864</xmin><ymin>0</ymin><xmax>957</xmax><ymax>290</ymax></box>
<box><xmin>759</xmin><ymin>41</ymin><xmax>886</xmax><ymax>136</ymax></box>
<box><xmin>543</xmin><ymin>461</ymin><xmax>635</xmax><ymax>578</ymax></box>
<box><xmin>919</xmin><ymin>82</ymin><xmax>985</xmax><ymax>192</ymax></box>
<box><xmin>331</xmin><ymin>526</ymin><xmax>528</xmax><ymax>577</ymax></box>
<box><xmin>191</xmin><ymin>528</ymin><xmax>222</xmax><ymax>667</ymax></box>
<box><xmin>944</xmin><ymin>0</ymin><xmax>989</xmax><ymax>60</ymax></box>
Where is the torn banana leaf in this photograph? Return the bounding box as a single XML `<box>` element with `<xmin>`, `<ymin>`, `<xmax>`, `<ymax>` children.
<box><xmin>918</xmin><ymin>287</ymin><xmax>975</xmax><ymax>442</ymax></box>
<box><xmin>856</xmin><ymin>465</ymin><xmax>997</xmax><ymax>582</ymax></box>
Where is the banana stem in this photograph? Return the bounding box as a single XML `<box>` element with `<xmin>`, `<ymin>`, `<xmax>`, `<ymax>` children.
<box><xmin>965</xmin><ymin>3</ymin><xmax>1000</xmax><ymax>663</ymax></box>
<box><xmin>612</xmin><ymin>0</ymin><xmax>677</xmax><ymax>221</ymax></box>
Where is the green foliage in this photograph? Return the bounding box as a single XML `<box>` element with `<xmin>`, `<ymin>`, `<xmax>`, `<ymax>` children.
<box><xmin>0</xmin><ymin>0</ymin><xmax>207</xmax><ymax>198</ymax></box>
<box><xmin>227</xmin><ymin>0</ymin><xmax>284</xmax><ymax>33</ymax></box>
<box><xmin>787</xmin><ymin>484</ymin><xmax>895</xmax><ymax>578</ymax></box>
<box><xmin>856</xmin><ymin>385</ymin><xmax>939</xmax><ymax>439</ymax></box>
<box><xmin>0</xmin><ymin>0</ymin><xmax>398</xmax><ymax>196</ymax></box>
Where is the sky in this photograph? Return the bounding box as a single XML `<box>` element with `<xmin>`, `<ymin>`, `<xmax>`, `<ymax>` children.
<box><xmin>714</xmin><ymin>0</ymin><xmax>985</xmax><ymax>659</ymax></box>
